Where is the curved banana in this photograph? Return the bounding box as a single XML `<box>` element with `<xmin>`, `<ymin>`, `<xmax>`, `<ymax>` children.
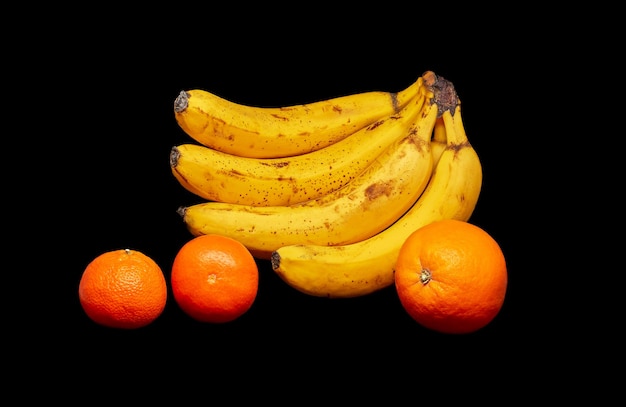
<box><xmin>271</xmin><ymin>97</ymin><xmax>482</xmax><ymax>298</ymax></box>
<box><xmin>177</xmin><ymin>99</ymin><xmax>438</xmax><ymax>260</ymax></box>
<box><xmin>173</xmin><ymin>77</ymin><xmax>424</xmax><ymax>158</ymax></box>
<box><xmin>170</xmin><ymin>89</ymin><xmax>430</xmax><ymax>206</ymax></box>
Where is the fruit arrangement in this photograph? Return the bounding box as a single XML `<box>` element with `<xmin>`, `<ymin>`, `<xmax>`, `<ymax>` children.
<box><xmin>172</xmin><ymin>71</ymin><xmax>485</xmax><ymax>298</ymax></box>
<box><xmin>79</xmin><ymin>70</ymin><xmax>508</xmax><ymax>333</ymax></box>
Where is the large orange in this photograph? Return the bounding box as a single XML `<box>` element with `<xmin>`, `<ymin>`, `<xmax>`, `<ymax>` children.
<box><xmin>79</xmin><ymin>249</ymin><xmax>168</xmax><ymax>329</ymax></box>
<box><xmin>394</xmin><ymin>219</ymin><xmax>507</xmax><ymax>334</ymax></box>
<box><xmin>171</xmin><ymin>234</ymin><xmax>259</xmax><ymax>323</ymax></box>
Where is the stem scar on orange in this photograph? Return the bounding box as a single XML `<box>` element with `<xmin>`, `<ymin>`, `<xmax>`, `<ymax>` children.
<box><xmin>78</xmin><ymin>249</ymin><xmax>168</xmax><ymax>329</ymax></box>
<box><xmin>171</xmin><ymin>234</ymin><xmax>259</xmax><ymax>323</ymax></box>
<box><xmin>394</xmin><ymin>219</ymin><xmax>507</xmax><ymax>334</ymax></box>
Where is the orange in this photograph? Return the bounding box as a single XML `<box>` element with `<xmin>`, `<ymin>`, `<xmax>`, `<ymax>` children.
<box><xmin>79</xmin><ymin>249</ymin><xmax>167</xmax><ymax>329</ymax></box>
<box><xmin>394</xmin><ymin>219</ymin><xmax>507</xmax><ymax>334</ymax></box>
<box><xmin>171</xmin><ymin>234</ymin><xmax>259</xmax><ymax>323</ymax></box>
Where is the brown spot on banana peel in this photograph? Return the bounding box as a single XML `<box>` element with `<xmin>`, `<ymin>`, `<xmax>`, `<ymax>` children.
<box><xmin>366</xmin><ymin>119</ymin><xmax>385</xmax><ymax>131</ymax></box>
<box><xmin>365</xmin><ymin>181</ymin><xmax>394</xmax><ymax>200</ymax></box>
<box><xmin>277</xmin><ymin>104</ymin><xmax>313</xmax><ymax>113</ymax></box>
<box><xmin>269</xmin><ymin>113</ymin><xmax>291</xmax><ymax>121</ymax></box>
<box><xmin>259</xmin><ymin>161</ymin><xmax>290</xmax><ymax>168</ymax></box>
<box><xmin>222</xmin><ymin>169</ymin><xmax>249</xmax><ymax>184</ymax></box>
<box><xmin>367</xmin><ymin>114</ymin><xmax>401</xmax><ymax>132</ymax></box>
<box><xmin>450</xmin><ymin>140</ymin><xmax>472</xmax><ymax>154</ymax></box>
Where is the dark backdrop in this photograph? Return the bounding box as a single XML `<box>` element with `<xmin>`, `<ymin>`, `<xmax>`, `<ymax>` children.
<box><xmin>19</xmin><ymin>11</ymin><xmax>563</xmax><ymax>397</ymax></box>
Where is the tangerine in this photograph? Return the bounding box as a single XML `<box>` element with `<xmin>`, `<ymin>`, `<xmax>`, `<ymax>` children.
<box><xmin>79</xmin><ymin>249</ymin><xmax>167</xmax><ymax>329</ymax></box>
<box><xmin>171</xmin><ymin>234</ymin><xmax>259</xmax><ymax>323</ymax></box>
<box><xmin>394</xmin><ymin>219</ymin><xmax>507</xmax><ymax>334</ymax></box>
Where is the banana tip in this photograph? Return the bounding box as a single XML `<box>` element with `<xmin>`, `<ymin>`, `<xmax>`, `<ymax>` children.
<box><xmin>170</xmin><ymin>146</ymin><xmax>180</xmax><ymax>167</ymax></box>
<box><xmin>270</xmin><ymin>251</ymin><xmax>280</xmax><ymax>270</ymax></box>
<box><xmin>174</xmin><ymin>90</ymin><xmax>189</xmax><ymax>113</ymax></box>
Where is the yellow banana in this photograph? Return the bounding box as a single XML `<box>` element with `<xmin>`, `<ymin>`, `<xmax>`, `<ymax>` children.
<box><xmin>430</xmin><ymin>115</ymin><xmax>447</xmax><ymax>167</ymax></box>
<box><xmin>270</xmin><ymin>97</ymin><xmax>482</xmax><ymax>298</ymax></box>
<box><xmin>177</xmin><ymin>99</ymin><xmax>438</xmax><ymax>260</ymax></box>
<box><xmin>430</xmin><ymin>138</ymin><xmax>446</xmax><ymax>168</ymax></box>
<box><xmin>170</xmin><ymin>88</ymin><xmax>430</xmax><ymax>206</ymax></box>
<box><xmin>433</xmin><ymin>113</ymin><xmax>446</xmax><ymax>143</ymax></box>
<box><xmin>173</xmin><ymin>77</ymin><xmax>424</xmax><ymax>158</ymax></box>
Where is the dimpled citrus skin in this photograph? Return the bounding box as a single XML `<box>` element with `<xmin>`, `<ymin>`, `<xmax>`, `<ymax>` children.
<box><xmin>394</xmin><ymin>219</ymin><xmax>507</xmax><ymax>334</ymax></box>
<box><xmin>79</xmin><ymin>249</ymin><xmax>167</xmax><ymax>329</ymax></box>
<box><xmin>171</xmin><ymin>234</ymin><xmax>259</xmax><ymax>323</ymax></box>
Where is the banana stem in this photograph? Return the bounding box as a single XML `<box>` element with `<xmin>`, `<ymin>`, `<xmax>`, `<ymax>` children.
<box><xmin>423</xmin><ymin>71</ymin><xmax>459</xmax><ymax>117</ymax></box>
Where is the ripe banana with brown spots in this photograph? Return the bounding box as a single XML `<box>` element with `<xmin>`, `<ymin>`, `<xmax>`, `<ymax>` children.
<box><xmin>177</xmin><ymin>96</ymin><xmax>438</xmax><ymax>260</ymax></box>
<box><xmin>173</xmin><ymin>77</ymin><xmax>424</xmax><ymax>158</ymax></box>
<box><xmin>271</xmin><ymin>73</ymin><xmax>483</xmax><ymax>298</ymax></box>
<box><xmin>170</xmin><ymin>84</ymin><xmax>431</xmax><ymax>206</ymax></box>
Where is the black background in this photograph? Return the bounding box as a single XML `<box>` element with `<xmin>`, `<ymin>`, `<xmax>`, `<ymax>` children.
<box><xmin>20</xmin><ymin>10</ymin><xmax>569</xmax><ymax>396</ymax></box>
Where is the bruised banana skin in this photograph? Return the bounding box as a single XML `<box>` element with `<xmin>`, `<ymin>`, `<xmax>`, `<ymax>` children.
<box><xmin>170</xmin><ymin>89</ymin><xmax>430</xmax><ymax>207</ymax></box>
<box><xmin>178</xmin><ymin>100</ymin><xmax>438</xmax><ymax>260</ymax></box>
<box><xmin>271</xmin><ymin>102</ymin><xmax>483</xmax><ymax>298</ymax></box>
<box><xmin>173</xmin><ymin>77</ymin><xmax>424</xmax><ymax>158</ymax></box>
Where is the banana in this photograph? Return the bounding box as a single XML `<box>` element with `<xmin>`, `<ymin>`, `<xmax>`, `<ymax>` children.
<box><xmin>173</xmin><ymin>77</ymin><xmax>424</xmax><ymax>158</ymax></box>
<box><xmin>170</xmin><ymin>88</ymin><xmax>430</xmax><ymax>207</ymax></box>
<box><xmin>433</xmin><ymin>112</ymin><xmax>447</xmax><ymax>143</ymax></box>
<box><xmin>270</xmin><ymin>93</ymin><xmax>482</xmax><ymax>298</ymax></box>
<box><xmin>430</xmin><ymin>138</ymin><xmax>446</xmax><ymax>167</ymax></box>
<box><xmin>430</xmin><ymin>115</ymin><xmax>447</xmax><ymax>167</ymax></box>
<box><xmin>177</xmin><ymin>98</ymin><xmax>438</xmax><ymax>260</ymax></box>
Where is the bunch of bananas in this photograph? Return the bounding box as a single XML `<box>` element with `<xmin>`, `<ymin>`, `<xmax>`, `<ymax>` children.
<box><xmin>170</xmin><ymin>70</ymin><xmax>482</xmax><ymax>298</ymax></box>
